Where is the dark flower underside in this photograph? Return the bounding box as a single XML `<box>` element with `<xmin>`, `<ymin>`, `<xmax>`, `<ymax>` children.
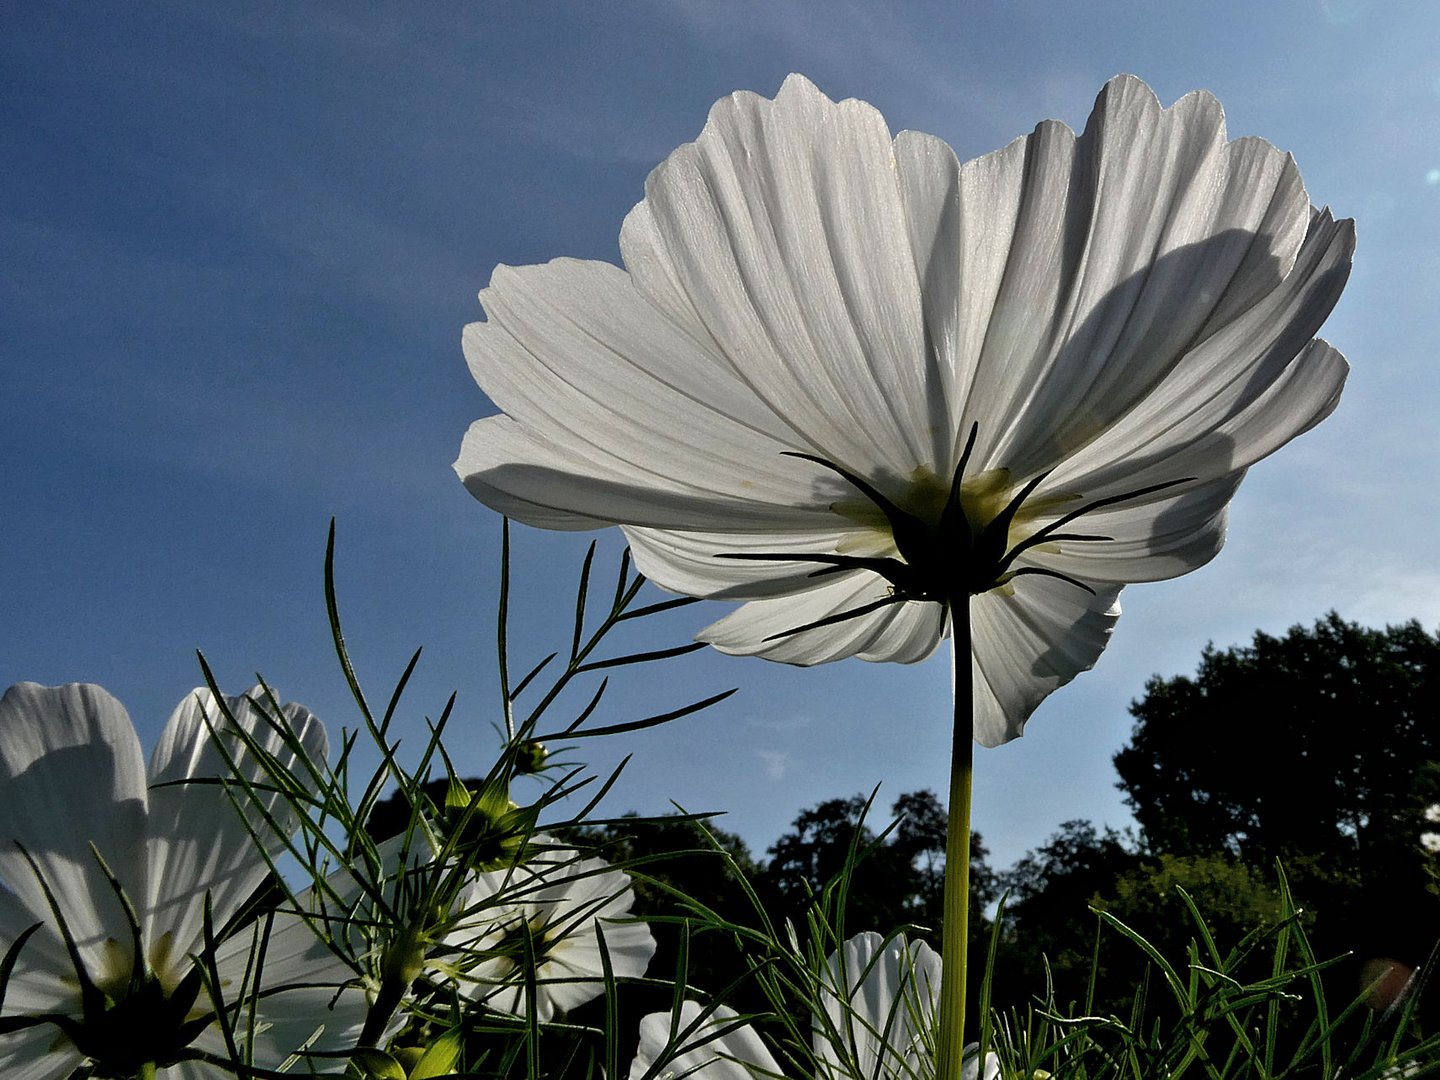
<box><xmin>719</xmin><ymin>424</ymin><xmax>1190</xmax><ymax>641</ymax></box>
<box><xmin>8</xmin><ymin>845</ymin><xmax>213</xmax><ymax>1076</ymax></box>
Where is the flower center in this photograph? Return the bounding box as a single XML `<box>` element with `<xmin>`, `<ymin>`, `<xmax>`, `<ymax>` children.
<box><xmin>15</xmin><ymin>844</ymin><xmax>220</xmax><ymax>1078</ymax></box>
<box><xmin>832</xmin><ymin>463</ymin><xmax>1073</xmax><ymax>599</ymax></box>
<box><xmin>494</xmin><ymin>914</ymin><xmax>555</xmax><ymax>968</ymax></box>
<box><xmin>460</xmin><ymin>913</ymin><xmax>556</xmax><ymax>1001</ymax></box>
<box><xmin>718</xmin><ymin>424</ymin><xmax>1190</xmax><ymax>641</ymax></box>
<box><xmin>61</xmin><ymin>939</ymin><xmax>211</xmax><ymax>1078</ymax></box>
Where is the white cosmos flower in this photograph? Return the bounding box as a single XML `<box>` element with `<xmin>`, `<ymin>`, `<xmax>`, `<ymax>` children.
<box><xmin>0</xmin><ymin>682</ymin><xmax>368</xmax><ymax>1080</ymax></box>
<box><xmin>455</xmin><ymin>74</ymin><xmax>1353</xmax><ymax>746</ymax></box>
<box><xmin>457</xmin><ymin>849</ymin><xmax>656</xmax><ymax>1023</ymax></box>
<box><xmin>629</xmin><ymin>931</ymin><xmax>998</xmax><ymax>1080</ymax></box>
<box><xmin>1420</xmin><ymin>831</ymin><xmax>1440</xmax><ymax>854</ymax></box>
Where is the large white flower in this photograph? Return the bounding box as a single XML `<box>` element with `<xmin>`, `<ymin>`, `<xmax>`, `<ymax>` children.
<box><xmin>629</xmin><ymin>931</ymin><xmax>998</xmax><ymax>1080</ymax></box>
<box><xmin>455</xmin><ymin>74</ymin><xmax>1352</xmax><ymax>746</ymax></box>
<box><xmin>456</xmin><ymin>850</ymin><xmax>656</xmax><ymax>1023</ymax></box>
<box><xmin>0</xmin><ymin>682</ymin><xmax>368</xmax><ymax>1079</ymax></box>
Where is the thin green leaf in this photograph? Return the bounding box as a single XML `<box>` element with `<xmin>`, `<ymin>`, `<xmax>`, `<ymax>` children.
<box><xmin>538</xmin><ymin>688</ymin><xmax>736</xmax><ymax>741</ymax></box>
<box><xmin>575</xmin><ymin>640</ymin><xmax>707</xmax><ymax>673</ymax></box>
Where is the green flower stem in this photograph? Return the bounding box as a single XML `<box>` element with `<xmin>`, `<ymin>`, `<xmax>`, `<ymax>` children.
<box><xmin>936</xmin><ymin>595</ymin><xmax>974</xmax><ymax>1080</ymax></box>
<box><xmin>358</xmin><ymin>972</ymin><xmax>410</xmax><ymax>1050</ymax></box>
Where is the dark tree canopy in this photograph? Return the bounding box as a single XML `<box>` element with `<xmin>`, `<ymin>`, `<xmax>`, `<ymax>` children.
<box><xmin>994</xmin><ymin>819</ymin><xmax>1138</xmax><ymax>1003</ymax></box>
<box><xmin>1113</xmin><ymin>612</ymin><xmax>1440</xmax><ymax>970</ymax></box>
<box><xmin>763</xmin><ymin>789</ymin><xmax>996</xmax><ymax>941</ymax></box>
<box><xmin>1115</xmin><ymin>613</ymin><xmax>1440</xmax><ymax>872</ymax></box>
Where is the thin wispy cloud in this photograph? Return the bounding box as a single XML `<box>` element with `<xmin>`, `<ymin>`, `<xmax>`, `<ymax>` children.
<box><xmin>754</xmin><ymin>749</ymin><xmax>793</xmax><ymax>782</ymax></box>
<box><xmin>742</xmin><ymin>713</ymin><xmax>814</xmax><ymax>735</ymax></box>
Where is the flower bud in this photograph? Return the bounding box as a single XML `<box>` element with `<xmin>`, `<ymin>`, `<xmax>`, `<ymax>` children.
<box><xmin>514</xmin><ymin>739</ymin><xmax>548</xmax><ymax>774</ymax></box>
<box><xmin>396</xmin><ymin>1030</ymin><xmax>462</xmax><ymax>1077</ymax></box>
<box><xmin>444</xmin><ymin>778</ymin><xmax>535</xmax><ymax>869</ymax></box>
<box><xmin>347</xmin><ymin>1047</ymin><xmax>406</xmax><ymax>1080</ymax></box>
<box><xmin>380</xmin><ymin>925</ymin><xmax>428</xmax><ymax>988</ymax></box>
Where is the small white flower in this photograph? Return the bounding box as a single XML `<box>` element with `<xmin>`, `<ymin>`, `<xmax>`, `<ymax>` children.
<box><xmin>0</xmin><ymin>682</ymin><xmax>367</xmax><ymax>1078</ymax></box>
<box><xmin>456</xmin><ymin>74</ymin><xmax>1352</xmax><ymax>746</ymax></box>
<box><xmin>1419</xmin><ymin>831</ymin><xmax>1440</xmax><ymax>854</ymax></box>
<box><xmin>1423</xmin><ymin>804</ymin><xmax>1440</xmax><ymax>824</ymax></box>
<box><xmin>629</xmin><ymin>931</ymin><xmax>999</xmax><ymax>1080</ymax></box>
<box><xmin>458</xmin><ymin>850</ymin><xmax>656</xmax><ymax>1022</ymax></box>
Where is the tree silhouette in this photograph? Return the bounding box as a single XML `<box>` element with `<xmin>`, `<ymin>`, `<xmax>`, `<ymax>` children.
<box><xmin>762</xmin><ymin>789</ymin><xmax>995</xmax><ymax>942</ymax></box>
<box><xmin>1115</xmin><ymin>613</ymin><xmax>1440</xmax><ymax>874</ymax></box>
<box><xmin>1111</xmin><ymin>612</ymin><xmax>1440</xmax><ymax>1028</ymax></box>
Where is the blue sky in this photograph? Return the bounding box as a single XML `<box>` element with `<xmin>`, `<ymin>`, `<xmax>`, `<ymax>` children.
<box><xmin>5</xmin><ymin>1</ymin><xmax>1439</xmax><ymax>871</ymax></box>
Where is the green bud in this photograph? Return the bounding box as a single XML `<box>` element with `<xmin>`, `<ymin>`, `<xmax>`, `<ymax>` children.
<box><xmin>514</xmin><ymin>739</ymin><xmax>548</xmax><ymax>774</ymax></box>
<box><xmin>443</xmin><ymin>774</ymin><xmax>476</xmax><ymax>813</ymax></box>
<box><xmin>392</xmin><ymin>1047</ymin><xmax>426</xmax><ymax>1074</ymax></box>
<box><xmin>380</xmin><ymin>925</ymin><xmax>427</xmax><ymax>987</ymax></box>
<box><xmin>406</xmin><ymin>1030</ymin><xmax>463</xmax><ymax>1079</ymax></box>
<box><xmin>444</xmin><ymin>777</ymin><xmax>537</xmax><ymax>870</ymax></box>
<box><xmin>347</xmin><ymin>1047</ymin><xmax>407</xmax><ymax>1080</ymax></box>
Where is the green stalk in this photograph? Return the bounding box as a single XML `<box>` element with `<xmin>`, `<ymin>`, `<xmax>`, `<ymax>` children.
<box><xmin>936</xmin><ymin>595</ymin><xmax>974</xmax><ymax>1080</ymax></box>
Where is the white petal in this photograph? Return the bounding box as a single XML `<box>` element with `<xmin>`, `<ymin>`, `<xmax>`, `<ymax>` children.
<box><xmin>468</xmin><ymin>972</ymin><xmax>549</xmax><ymax>1023</ymax></box>
<box><xmin>527</xmin><ymin>854</ymin><xmax>640</xmax><ymax>916</ymax></box>
<box><xmin>469</xmin><ymin>260</ymin><xmax>776</xmax><ymax>440</ymax></box>
<box><xmin>0</xmin><ymin>683</ymin><xmax>149</xmax><ymax>972</ymax></box>
<box><xmin>534</xmin><ymin>918</ymin><xmax>658</xmax><ymax>1017</ymax></box>
<box><xmin>466</xmin><ymin>855</ymin><xmax>655</xmax><ymax>1022</ymax></box>
<box><xmin>621</xmin><ymin>73</ymin><xmax>941</xmax><ymax>478</ymax></box>
<box><xmin>623</xmin><ymin>523</ymin><xmax>886</xmax><ymax>600</ymax></box>
<box><xmin>469</xmin><ymin>852</ymin><xmax>656</xmax><ymax>1025</ymax></box>
<box><xmin>1027</xmin><ymin>472</ymin><xmax>1243</xmax><ymax>586</ymax></box>
<box><xmin>814</xmin><ymin>931</ymin><xmax>939</xmax><ymax>1080</ymax></box>
<box><xmin>0</xmin><ymin>951</ymin><xmax>86</xmax><ymax>1079</ymax></box>
<box><xmin>144</xmin><ymin>687</ymin><xmax>327</xmax><ymax>972</ymax></box>
<box><xmin>158</xmin><ymin>1061</ymin><xmax>236</xmax><ymax>1080</ymax></box>
<box><xmin>968</xmin><ymin>579</ymin><xmax>1122</xmax><ymax>746</ymax></box>
<box><xmin>0</xmin><ymin>890</ymin><xmax>77</xmax><ymax>1013</ymax></box>
<box><xmin>0</xmin><ymin>1031</ymin><xmax>82</xmax><ymax>1080</ymax></box>
<box><xmin>699</xmin><ymin>576</ymin><xmax>946</xmax><ymax>665</ymax></box>
<box><xmin>458</xmin><ymin>414</ymin><xmax>838</xmax><ymax>533</ymax></box>
<box><xmin>0</xmin><ymin>895</ymin><xmax>84</xmax><ymax>1079</ymax></box>
<box><xmin>965</xmin><ymin>1046</ymin><xmax>1003</xmax><ymax>1080</ymax></box>
<box><xmin>630</xmin><ymin>1001</ymin><xmax>782</xmax><ymax>1080</ymax></box>
<box><xmin>200</xmin><ymin>907</ymin><xmax>368</xmax><ymax>1073</ymax></box>
<box><xmin>891</xmin><ymin>127</ymin><xmax>1002</xmax><ymax>467</ymax></box>
<box><xmin>1016</xmin><ymin>209</ymin><xmax>1349</xmax><ymax>587</ymax></box>
<box><xmin>459</xmin><ymin>256</ymin><xmax>843</xmax><ymax>531</ymax></box>
<box><xmin>1046</xmin><ymin>211</ymin><xmax>1352</xmax><ymax>498</ymax></box>
<box><xmin>953</xmin><ymin>77</ymin><xmax>1315</xmax><ymax>481</ymax></box>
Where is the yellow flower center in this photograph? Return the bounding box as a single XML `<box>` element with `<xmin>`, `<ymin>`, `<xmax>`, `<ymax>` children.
<box><xmin>718</xmin><ymin>428</ymin><xmax>1188</xmax><ymax>642</ymax></box>
<box><xmin>833</xmin><ymin>465</ymin><xmax>1072</xmax><ymax>572</ymax></box>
